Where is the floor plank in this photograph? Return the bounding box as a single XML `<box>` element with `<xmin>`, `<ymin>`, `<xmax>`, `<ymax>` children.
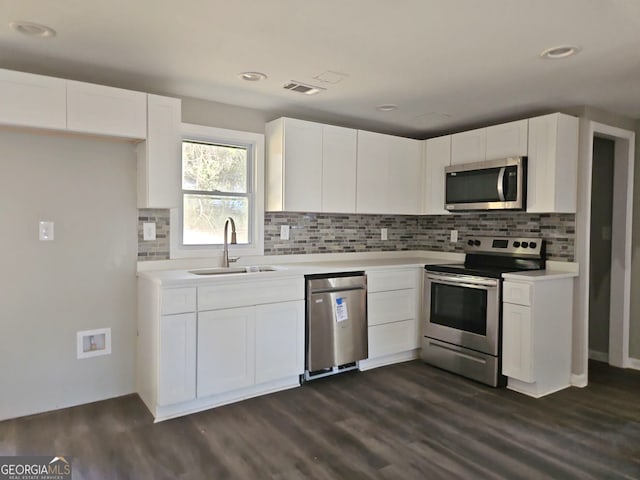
<box><xmin>0</xmin><ymin>360</ymin><xmax>638</xmax><ymax>479</ymax></box>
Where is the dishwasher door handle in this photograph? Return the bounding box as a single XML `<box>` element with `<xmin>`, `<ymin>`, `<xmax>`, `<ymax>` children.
<box><xmin>309</xmin><ymin>285</ymin><xmax>366</xmax><ymax>295</ymax></box>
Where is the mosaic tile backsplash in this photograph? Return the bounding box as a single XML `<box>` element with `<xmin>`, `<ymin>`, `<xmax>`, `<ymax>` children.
<box><xmin>138</xmin><ymin>209</ymin><xmax>170</xmax><ymax>261</ymax></box>
<box><xmin>264</xmin><ymin>212</ymin><xmax>575</xmax><ymax>261</ymax></box>
<box><xmin>137</xmin><ymin>210</ymin><xmax>575</xmax><ymax>262</ymax></box>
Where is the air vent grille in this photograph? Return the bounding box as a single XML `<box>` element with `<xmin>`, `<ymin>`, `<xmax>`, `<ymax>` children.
<box><xmin>283</xmin><ymin>81</ymin><xmax>326</xmax><ymax>96</ymax></box>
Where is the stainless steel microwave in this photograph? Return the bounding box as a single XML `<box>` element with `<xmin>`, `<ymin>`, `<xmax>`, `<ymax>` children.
<box><xmin>445</xmin><ymin>157</ymin><xmax>526</xmax><ymax>211</ymax></box>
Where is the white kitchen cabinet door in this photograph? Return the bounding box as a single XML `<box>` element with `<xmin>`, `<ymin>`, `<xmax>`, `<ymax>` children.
<box><xmin>66</xmin><ymin>80</ymin><xmax>147</xmax><ymax>139</ymax></box>
<box><xmin>197</xmin><ymin>307</ymin><xmax>255</xmax><ymax>397</ymax></box>
<box><xmin>502</xmin><ymin>303</ymin><xmax>534</xmax><ymax>383</ymax></box>
<box><xmin>451</xmin><ymin>128</ymin><xmax>486</xmax><ymax>165</ymax></box>
<box><xmin>0</xmin><ymin>69</ymin><xmax>66</xmax><ymax>130</ymax></box>
<box><xmin>485</xmin><ymin>120</ymin><xmax>528</xmax><ymax>160</ymax></box>
<box><xmin>322</xmin><ymin>125</ymin><xmax>357</xmax><ymax>213</ymax></box>
<box><xmin>423</xmin><ymin>135</ymin><xmax>451</xmax><ymax>215</ymax></box>
<box><xmin>158</xmin><ymin>313</ymin><xmax>196</xmax><ymax>406</ymax></box>
<box><xmin>526</xmin><ymin>113</ymin><xmax>579</xmax><ymax>213</ymax></box>
<box><xmin>137</xmin><ymin>94</ymin><xmax>182</xmax><ymax>208</ymax></box>
<box><xmin>356</xmin><ymin>130</ymin><xmax>422</xmax><ymax>214</ymax></box>
<box><xmin>265</xmin><ymin>118</ymin><xmax>323</xmax><ymax>212</ymax></box>
<box><xmin>255</xmin><ymin>301</ymin><xmax>304</xmax><ymax>384</ymax></box>
<box><xmin>368</xmin><ymin>319</ymin><xmax>418</xmax><ymax>358</ymax></box>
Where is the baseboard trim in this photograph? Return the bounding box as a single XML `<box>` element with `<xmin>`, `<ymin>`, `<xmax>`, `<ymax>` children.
<box><xmin>359</xmin><ymin>350</ymin><xmax>419</xmax><ymax>371</ymax></box>
<box><xmin>588</xmin><ymin>349</ymin><xmax>609</xmax><ymax>363</ymax></box>
<box><xmin>570</xmin><ymin>373</ymin><xmax>588</xmax><ymax>388</ymax></box>
<box><xmin>627</xmin><ymin>357</ymin><xmax>640</xmax><ymax>371</ymax></box>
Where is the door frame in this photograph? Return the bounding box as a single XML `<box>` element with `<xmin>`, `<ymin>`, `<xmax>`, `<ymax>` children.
<box><xmin>574</xmin><ymin>120</ymin><xmax>635</xmax><ymax>385</ymax></box>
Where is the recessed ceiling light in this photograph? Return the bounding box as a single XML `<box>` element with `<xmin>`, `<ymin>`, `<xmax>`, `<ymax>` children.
<box><xmin>238</xmin><ymin>71</ymin><xmax>267</xmax><ymax>82</ymax></box>
<box><xmin>376</xmin><ymin>104</ymin><xmax>398</xmax><ymax>112</ymax></box>
<box><xmin>540</xmin><ymin>45</ymin><xmax>581</xmax><ymax>59</ymax></box>
<box><xmin>9</xmin><ymin>21</ymin><xmax>56</xmax><ymax>38</ymax></box>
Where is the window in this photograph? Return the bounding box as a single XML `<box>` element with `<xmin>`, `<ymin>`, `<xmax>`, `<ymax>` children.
<box><xmin>170</xmin><ymin>123</ymin><xmax>264</xmax><ymax>259</ymax></box>
<box><xmin>182</xmin><ymin>141</ymin><xmax>251</xmax><ymax>245</ymax></box>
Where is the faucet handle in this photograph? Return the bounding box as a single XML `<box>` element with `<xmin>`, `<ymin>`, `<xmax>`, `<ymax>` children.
<box><xmin>229</xmin><ymin>256</ymin><xmax>240</xmax><ymax>263</ymax></box>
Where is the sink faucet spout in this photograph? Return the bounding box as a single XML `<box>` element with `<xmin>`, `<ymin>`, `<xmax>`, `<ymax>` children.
<box><xmin>222</xmin><ymin>217</ymin><xmax>237</xmax><ymax>268</ymax></box>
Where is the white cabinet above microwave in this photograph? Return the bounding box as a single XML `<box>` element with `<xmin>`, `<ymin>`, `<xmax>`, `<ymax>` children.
<box><xmin>451</xmin><ymin>120</ymin><xmax>528</xmax><ymax>165</ymax></box>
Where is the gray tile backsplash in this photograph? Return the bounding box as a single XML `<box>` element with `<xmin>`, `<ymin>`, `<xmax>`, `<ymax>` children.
<box><xmin>264</xmin><ymin>212</ymin><xmax>575</xmax><ymax>261</ymax></box>
<box><xmin>137</xmin><ymin>209</ymin><xmax>575</xmax><ymax>262</ymax></box>
<box><xmin>138</xmin><ymin>209</ymin><xmax>170</xmax><ymax>261</ymax></box>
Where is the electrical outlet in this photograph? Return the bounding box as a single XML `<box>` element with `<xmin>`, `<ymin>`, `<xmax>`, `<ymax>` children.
<box><xmin>450</xmin><ymin>230</ymin><xmax>458</xmax><ymax>242</ymax></box>
<box><xmin>381</xmin><ymin>228</ymin><xmax>388</xmax><ymax>241</ymax></box>
<box><xmin>280</xmin><ymin>225</ymin><xmax>290</xmax><ymax>240</ymax></box>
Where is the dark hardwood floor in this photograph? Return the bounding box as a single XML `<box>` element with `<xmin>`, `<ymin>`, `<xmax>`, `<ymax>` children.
<box><xmin>1</xmin><ymin>360</ymin><xmax>639</xmax><ymax>479</ymax></box>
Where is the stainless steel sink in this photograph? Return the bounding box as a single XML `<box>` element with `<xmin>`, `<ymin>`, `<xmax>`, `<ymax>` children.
<box><xmin>189</xmin><ymin>266</ymin><xmax>279</xmax><ymax>276</ymax></box>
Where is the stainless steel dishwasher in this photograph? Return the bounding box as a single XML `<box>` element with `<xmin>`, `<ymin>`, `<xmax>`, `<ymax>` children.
<box><xmin>304</xmin><ymin>272</ymin><xmax>368</xmax><ymax>381</ymax></box>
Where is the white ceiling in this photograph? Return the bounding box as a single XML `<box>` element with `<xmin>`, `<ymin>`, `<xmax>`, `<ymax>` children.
<box><xmin>1</xmin><ymin>0</ymin><xmax>639</xmax><ymax>137</ymax></box>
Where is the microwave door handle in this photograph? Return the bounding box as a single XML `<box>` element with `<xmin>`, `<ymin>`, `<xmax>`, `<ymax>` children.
<box><xmin>497</xmin><ymin>167</ymin><xmax>506</xmax><ymax>201</ymax></box>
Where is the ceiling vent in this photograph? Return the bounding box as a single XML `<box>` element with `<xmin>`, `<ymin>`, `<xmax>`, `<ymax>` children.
<box><xmin>283</xmin><ymin>81</ymin><xmax>326</xmax><ymax>96</ymax></box>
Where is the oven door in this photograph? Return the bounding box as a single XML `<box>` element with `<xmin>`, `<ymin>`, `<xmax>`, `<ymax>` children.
<box><xmin>423</xmin><ymin>271</ymin><xmax>500</xmax><ymax>356</ymax></box>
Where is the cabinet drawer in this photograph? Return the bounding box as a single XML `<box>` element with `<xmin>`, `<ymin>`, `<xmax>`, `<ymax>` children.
<box><xmin>368</xmin><ymin>319</ymin><xmax>419</xmax><ymax>358</ymax></box>
<box><xmin>198</xmin><ymin>277</ymin><xmax>303</xmax><ymax>311</ymax></box>
<box><xmin>503</xmin><ymin>281</ymin><xmax>532</xmax><ymax>306</ymax></box>
<box><xmin>367</xmin><ymin>268</ymin><xmax>419</xmax><ymax>293</ymax></box>
<box><xmin>368</xmin><ymin>289</ymin><xmax>416</xmax><ymax>326</ymax></box>
<box><xmin>161</xmin><ymin>287</ymin><xmax>197</xmax><ymax>315</ymax></box>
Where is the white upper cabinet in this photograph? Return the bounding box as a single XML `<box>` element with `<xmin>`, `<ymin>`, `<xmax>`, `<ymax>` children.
<box><xmin>321</xmin><ymin>124</ymin><xmax>357</xmax><ymax>213</ymax></box>
<box><xmin>451</xmin><ymin>120</ymin><xmax>528</xmax><ymax>165</ymax></box>
<box><xmin>266</xmin><ymin>117</ymin><xmax>357</xmax><ymax>213</ymax></box>
<box><xmin>356</xmin><ymin>130</ymin><xmax>422</xmax><ymax>214</ymax></box>
<box><xmin>137</xmin><ymin>94</ymin><xmax>182</xmax><ymax>208</ymax></box>
<box><xmin>485</xmin><ymin>120</ymin><xmax>528</xmax><ymax>160</ymax></box>
<box><xmin>66</xmin><ymin>80</ymin><xmax>147</xmax><ymax>139</ymax></box>
<box><xmin>526</xmin><ymin>113</ymin><xmax>579</xmax><ymax>213</ymax></box>
<box><xmin>0</xmin><ymin>68</ymin><xmax>66</xmax><ymax>130</ymax></box>
<box><xmin>422</xmin><ymin>135</ymin><xmax>451</xmax><ymax>215</ymax></box>
<box><xmin>266</xmin><ymin>117</ymin><xmax>323</xmax><ymax>212</ymax></box>
<box><xmin>451</xmin><ymin>128</ymin><xmax>486</xmax><ymax>165</ymax></box>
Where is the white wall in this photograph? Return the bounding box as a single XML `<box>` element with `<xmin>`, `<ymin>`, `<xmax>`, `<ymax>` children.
<box><xmin>0</xmin><ymin>130</ymin><xmax>138</xmax><ymax>420</ymax></box>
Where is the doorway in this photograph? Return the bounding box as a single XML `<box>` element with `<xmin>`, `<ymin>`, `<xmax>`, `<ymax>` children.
<box><xmin>574</xmin><ymin>121</ymin><xmax>635</xmax><ymax>386</ymax></box>
<box><xmin>588</xmin><ymin>137</ymin><xmax>615</xmax><ymax>363</ymax></box>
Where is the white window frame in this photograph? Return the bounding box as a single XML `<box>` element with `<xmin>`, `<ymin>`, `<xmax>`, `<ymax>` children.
<box><xmin>170</xmin><ymin>123</ymin><xmax>264</xmax><ymax>259</ymax></box>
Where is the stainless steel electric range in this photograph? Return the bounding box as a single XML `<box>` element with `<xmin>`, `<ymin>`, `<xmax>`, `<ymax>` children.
<box><xmin>421</xmin><ymin>236</ymin><xmax>545</xmax><ymax>387</ymax></box>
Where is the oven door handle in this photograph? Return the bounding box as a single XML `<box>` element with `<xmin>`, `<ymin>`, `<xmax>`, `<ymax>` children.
<box><xmin>426</xmin><ymin>273</ymin><xmax>499</xmax><ymax>289</ymax></box>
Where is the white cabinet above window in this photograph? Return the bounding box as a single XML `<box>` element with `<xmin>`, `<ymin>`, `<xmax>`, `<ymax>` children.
<box><xmin>0</xmin><ymin>69</ymin><xmax>66</xmax><ymax>130</ymax></box>
<box><xmin>66</xmin><ymin>81</ymin><xmax>147</xmax><ymax>139</ymax></box>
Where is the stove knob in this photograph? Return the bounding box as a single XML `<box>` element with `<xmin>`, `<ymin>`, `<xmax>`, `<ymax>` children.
<box><xmin>521</xmin><ymin>241</ymin><xmax>529</xmax><ymax>248</ymax></box>
<box><xmin>473</xmin><ymin>240</ymin><xmax>481</xmax><ymax>246</ymax></box>
<box><xmin>530</xmin><ymin>241</ymin><xmax>537</xmax><ymax>249</ymax></box>
<box><xmin>467</xmin><ymin>240</ymin><xmax>474</xmax><ymax>246</ymax></box>
<box><xmin>513</xmin><ymin>241</ymin><xmax>521</xmax><ymax>248</ymax></box>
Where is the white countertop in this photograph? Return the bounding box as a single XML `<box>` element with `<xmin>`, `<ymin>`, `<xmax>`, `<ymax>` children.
<box><xmin>137</xmin><ymin>251</ymin><xmax>463</xmax><ymax>287</ymax></box>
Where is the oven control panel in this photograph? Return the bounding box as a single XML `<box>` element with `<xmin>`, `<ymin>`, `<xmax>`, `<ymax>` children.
<box><xmin>464</xmin><ymin>236</ymin><xmax>544</xmax><ymax>257</ymax></box>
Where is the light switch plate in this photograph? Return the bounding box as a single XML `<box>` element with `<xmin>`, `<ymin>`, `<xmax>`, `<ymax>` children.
<box><xmin>280</xmin><ymin>225</ymin><xmax>290</xmax><ymax>240</ymax></box>
<box><xmin>39</xmin><ymin>221</ymin><xmax>54</xmax><ymax>241</ymax></box>
<box><xmin>381</xmin><ymin>228</ymin><xmax>388</xmax><ymax>241</ymax></box>
<box><xmin>143</xmin><ymin>222</ymin><xmax>156</xmax><ymax>241</ymax></box>
<box><xmin>450</xmin><ymin>230</ymin><xmax>458</xmax><ymax>242</ymax></box>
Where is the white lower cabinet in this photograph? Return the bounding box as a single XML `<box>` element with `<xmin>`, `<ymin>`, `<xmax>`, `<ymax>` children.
<box><xmin>360</xmin><ymin>267</ymin><xmax>421</xmax><ymax>370</ymax></box>
<box><xmin>197</xmin><ymin>307</ymin><xmax>256</xmax><ymax>397</ymax></box>
<box><xmin>501</xmin><ymin>275</ymin><xmax>574</xmax><ymax>397</ymax></box>
<box><xmin>137</xmin><ymin>275</ymin><xmax>304</xmax><ymax>422</ymax></box>
<box><xmin>255</xmin><ymin>302</ymin><xmax>305</xmax><ymax>384</ymax></box>
<box><xmin>158</xmin><ymin>313</ymin><xmax>197</xmax><ymax>406</ymax></box>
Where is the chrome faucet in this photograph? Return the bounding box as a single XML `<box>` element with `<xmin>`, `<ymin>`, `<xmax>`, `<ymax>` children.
<box><xmin>222</xmin><ymin>217</ymin><xmax>238</xmax><ymax>267</ymax></box>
